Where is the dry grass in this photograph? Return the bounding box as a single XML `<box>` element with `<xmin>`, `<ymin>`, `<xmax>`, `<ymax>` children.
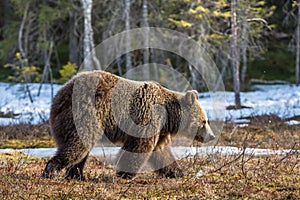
<box><xmin>219</xmin><ymin>115</ymin><xmax>300</xmax><ymax>150</ymax></box>
<box><xmin>0</xmin><ymin>151</ymin><xmax>299</xmax><ymax>199</ymax></box>
<box><xmin>0</xmin><ymin>123</ymin><xmax>51</xmax><ymax>140</ymax></box>
<box><xmin>1</xmin><ymin>115</ymin><xmax>299</xmax><ymax>150</ymax></box>
<box><xmin>0</xmin><ymin>115</ymin><xmax>299</xmax><ymax>199</ymax></box>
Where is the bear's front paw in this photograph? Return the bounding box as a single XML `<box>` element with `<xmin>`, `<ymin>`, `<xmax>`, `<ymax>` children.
<box><xmin>162</xmin><ymin>168</ymin><xmax>185</xmax><ymax>178</ymax></box>
<box><xmin>41</xmin><ymin>171</ymin><xmax>53</xmax><ymax>179</ymax></box>
<box><xmin>65</xmin><ymin>174</ymin><xmax>86</xmax><ymax>181</ymax></box>
<box><xmin>170</xmin><ymin>168</ymin><xmax>185</xmax><ymax>178</ymax></box>
<box><xmin>156</xmin><ymin>163</ymin><xmax>185</xmax><ymax>178</ymax></box>
<box><xmin>41</xmin><ymin>161</ymin><xmax>55</xmax><ymax>179</ymax></box>
<box><xmin>65</xmin><ymin>168</ymin><xmax>86</xmax><ymax>181</ymax></box>
<box><xmin>116</xmin><ymin>171</ymin><xmax>136</xmax><ymax>179</ymax></box>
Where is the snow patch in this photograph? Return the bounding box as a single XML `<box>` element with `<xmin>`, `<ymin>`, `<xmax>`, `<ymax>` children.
<box><xmin>285</xmin><ymin>120</ymin><xmax>300</xmax><ymax>125</ymax></box>
<box><xmin>0</xmin><ymin>83</ymin><xmax>300</xmax><ymax>125</ymax></box>
<box><xmin>0</xmin><ymin>146</ymin><xmax>298</xmax><ymax>158</ymax></box>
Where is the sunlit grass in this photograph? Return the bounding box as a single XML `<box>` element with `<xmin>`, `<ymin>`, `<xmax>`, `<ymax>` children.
<box><xmin>0</xmin><ymin>151</ymin><xmax>299</xmax><ymax>199</ymax></box>
<box><xmin>0</xmin><ymin>115</ymin><xmax>299</xmax><ymax>199</ymax></box>
<box><xmin>0</xmin><ymin>139</ymin><xmax>55</xmax><ymax>149</ymax></box>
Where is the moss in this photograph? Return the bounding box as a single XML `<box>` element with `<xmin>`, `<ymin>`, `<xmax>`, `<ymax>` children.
<box><xmin>0</xmin><ymin>151</ymin><xmax>42</xmax><ymax>162</ymax></box>
<box><xmin>0</xmin><ymin>139</ymin><xmax>55</xmax><ymax>149</ymax></box>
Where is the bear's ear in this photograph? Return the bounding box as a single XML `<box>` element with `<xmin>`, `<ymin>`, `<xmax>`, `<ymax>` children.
<box><xmin>184</xmin><ymin>90</ymin><xmax>198</xmax><ymax>106</ymax></box>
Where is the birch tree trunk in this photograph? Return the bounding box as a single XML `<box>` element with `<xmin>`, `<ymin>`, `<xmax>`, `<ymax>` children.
<box><xmin>231</xmin><ymin>0</ymin><xmax>241</xmax><ymax>108</ymax></box>
<box><xmin>18</xmin><ymin>2</ymin><xmax>29</xmax><ymax>59</ymax></box>
<box><xmin>241</xmin><ymin>18</ymin><xmax>248</xmax><ymax>83</ymax></box>
<box><xmin>38</xmin><ymin>40</ymin><xmax>53</xmax><ymax>97</ymax></box>
<box><xmin>18</xmin><ymin>2</ymin><xmax>34</xmax><ymax>103</ymax></box>
<box><xmin>142</xmin><ymin>0</ymin><xmax>150</xmax><ymax>80</ymax></box>
<box><xmin>125</xmin><ymin>0</ymin><xmax>132</xmax><ymax>78</ymax></box>
<box><xmin>81</xmin><ymin>0</ymin><xmax>101</xmax><ymax>70</ymax></box>
<box><xmin>296</xmin><ymin>0</ymin><xmax>300</xmax><ymax>86</ymax></box>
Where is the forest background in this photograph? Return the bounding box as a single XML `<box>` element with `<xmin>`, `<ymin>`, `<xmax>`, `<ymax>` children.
<box><xmin>0</xmin><ymin>2</ymin><xmax>300</xmax><ymax>199</ymax></box>
<box><xmin>0</xmin><ymin>0</ymin><xmax>299</xmax><ymax>107</ymax></box>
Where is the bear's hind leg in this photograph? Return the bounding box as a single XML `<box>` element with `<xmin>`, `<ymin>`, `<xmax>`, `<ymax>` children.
<box><xmin>65</xmin><ymin>153</ymin><xmax>89</xmax><ymax>181</ymax></box>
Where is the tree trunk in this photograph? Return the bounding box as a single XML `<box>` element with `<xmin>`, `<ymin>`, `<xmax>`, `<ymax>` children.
<box><xmin>81</xmin><ymin>0</ymin><xmax>101</xmax><ymax>70</ymax></box>
<box><xmin>231</xmin><ymin>0</ymin><xmax>241</xmax><ymax>108</ymax></box>
<box><xmin>68</xmin><ymin>10</ymin><xmax>79</xmax><ymax>66</ymax></box>
<box><xmin>296</xmin><ymin>0</ymin><xmax>300</xmax><ymax>86</ymax></box>
<box><xmin>125</xmin><ymin>0</ymin><xmax>132</xmax><ymax>78</ymax></box>
<box><xmin>142</xmin><ymin>0</ymin><xmax>150</xmax><ymax>80</ymax></box>
<box><xmin>215</xmin><ymin>54</ymin><xmax>228</xmax><ymax>92</ymax></box>
<box><xmin>18</xmin><ymin>2</ymin><xmax>34</xmax><ymax>103</ymax></box>
<box><xmin>188</xmin><ymin>64</ymin><xmax>199</xmax><ymax>90</ymax></box>
<box><xmin>18</xmin><ymin>2</ymin><xmax>30</xmax><ymax>59</ymax></box>
<box><xmin>38</xmin><ymin>40</ymin><xmax>53</xmax><ymax>96</ymax></box>
<box><xmin>241</xmin><ymin>18</ymin><xmax>248</xmax><ymax>83</ymax></box>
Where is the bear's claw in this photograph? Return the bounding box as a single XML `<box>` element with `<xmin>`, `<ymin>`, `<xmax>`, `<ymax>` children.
<box><xmin>116</xmin><ymin>171</ymin><xmax>136</xmax><ymax>179</ymax></box>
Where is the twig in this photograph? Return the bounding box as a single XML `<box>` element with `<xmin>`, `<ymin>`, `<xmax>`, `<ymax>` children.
<box><xmin>275</xmin><ymin>142</ymin><xmax>299</xmax><ymax>169</ymax></box>
<box><xmin>208</xmin><ymin>131</ymin><xmax>249</xmax><ymax>174</ymax></box>
<box><xmin>119</xmin><ymin>181</ymin><xmax>133</xmax><ymax>200</ymax></box>
<box><xmin>25</xmin><ymin>83</ymin><xmax>34</xmax><ymax>103</ymax></box>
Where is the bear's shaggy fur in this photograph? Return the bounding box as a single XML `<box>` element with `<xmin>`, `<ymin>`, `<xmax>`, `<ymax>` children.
<box><xmin>42</xmin><ymin>71</ymin><xmax>215</xmax><ymax>180</ymax></box>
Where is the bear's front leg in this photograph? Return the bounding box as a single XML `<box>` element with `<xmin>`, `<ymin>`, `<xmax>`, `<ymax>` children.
<box><xmin>42</xmin><ymin>155</ymin><xmax>66</xmax><ymax>178</ymax></box>
<box><xmin>42</xmin><ymin>144</ymin><xmax>89</xmax><ymax>180</ymax></box>
<box><xmin>146</xmin><ymin>135</ymin><xmax>184</xmax><ymax>178</ymax></box>
<box><xmin>116</xmin><ymin>136</ymin><xmax>156</xmax><ymax>179</ymax></box>
<box><xmin>65</xmin><ymin>154</ymin><xmax>89</xmax><ymax>181</ymax></box>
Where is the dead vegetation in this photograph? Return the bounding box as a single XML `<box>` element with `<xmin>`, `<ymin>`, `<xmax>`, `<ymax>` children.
<box><xmin>1</xmin><ymin>115</ymin><xmax>299</xmax><ymax>150</ymax></box>
<box><xmin>0</xmin><ymin>115</ymin><xmax>299</xmax><ymax>199</ymax></box>
<box><xmin>0</xmin><ymin>150</ymin><xmax>299</xmax><ymax>199</ymax></box>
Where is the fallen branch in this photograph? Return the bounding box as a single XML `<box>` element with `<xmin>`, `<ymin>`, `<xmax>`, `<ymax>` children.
<box><xmin>249</xmin><ymin>79</ymin><xmax>289</xmax><ymax>85</ymax></box>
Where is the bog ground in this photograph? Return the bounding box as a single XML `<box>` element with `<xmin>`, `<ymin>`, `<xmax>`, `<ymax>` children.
<box><xmin>0</xmin><ymin>116</ymin><xmax>299</xmax><ymax>199</ymax></box>
<box><xmin>0</xmin><ymin>140</ymin><xmax>299</xmax><ymax>199</ymax></box>
<box><xmin>0</xmin><ymin>83</ymin><xmax>299</xmax><ymax>199</ymax></box>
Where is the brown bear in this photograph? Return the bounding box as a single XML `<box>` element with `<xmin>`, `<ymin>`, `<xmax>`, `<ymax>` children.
<box><xmin>42</xmin><ymin>70</ymin><xmax>215</xmax><ymax>180</ymax></box>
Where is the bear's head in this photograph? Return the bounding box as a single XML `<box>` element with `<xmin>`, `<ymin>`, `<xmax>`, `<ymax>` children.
<box><xmin>180</xmin><ymin>90</ymin><xmax>215</xmax><ymax>143</ymax></box>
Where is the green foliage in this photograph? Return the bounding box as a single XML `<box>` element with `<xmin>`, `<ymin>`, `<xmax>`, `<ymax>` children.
<box><xmin>292</xmin><ymin>0</ymin><xmax>298</xmax><ymax>8</ymax></box>
<box><xmin>0</xmin><ymin>0</ymin><xmax>72</xmax><ymax>79</ymax></box>
<box><xmin>168</xmin><ymin>18</ymin><xmax>192</xmax><ymax>27</ymax></box>
<box><xmin>248</xmin><ymin>42</ymin><xmax>295</xmax><ymax>82</ymax></box>
<box><xmin>0</xmin><ymin>68</ymin><xmax>13</xmax><ymax>81</ymax></box>
<box><xmin>0</xmin><ymin>0</ymin><xmax>294</xmax><ymax>87</ymax></box>
<box><xmin>58</xmin><ymin>62</ymin><xmax>77</xmax><ymax>84</ymax></box>
<box><xmin>4</xmin><ymin>52</ymin><xmax>41</xmax><ymax>83</ymax></box>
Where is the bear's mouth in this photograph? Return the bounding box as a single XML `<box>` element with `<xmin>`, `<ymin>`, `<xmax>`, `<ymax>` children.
<box><xmin>194</xmin><ymin>134</ymin><xmax>204</xmax><ymax>142</ymax></box>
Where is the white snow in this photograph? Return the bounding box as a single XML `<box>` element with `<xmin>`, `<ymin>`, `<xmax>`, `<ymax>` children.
<box><xmin>0</xmin><ymin>82</ymin><xmax>299</xmax><ymax>125</ymax></box>
<box><xmin>1</xmin><ymin>83</ymin><xmax>299</xmax><ymax>159</ymax></box>
<box><xmin>0</xmin><ymin>82</ymin><xmax>61</xmax><ymax>125</ymax></box>
<box><xmin>285</xmin><ymin>120</ymin><xmax>300</xmax><ymax>125</ymax></box>
<box><xmin>0</xmin><ymin>146</ymin><xmax>298</xmax><ymax>158</ymax></box>
<box><xmin>199</xmin><ymin>84</ymin><xmax>300</xmax><ymax>122</ymax></box>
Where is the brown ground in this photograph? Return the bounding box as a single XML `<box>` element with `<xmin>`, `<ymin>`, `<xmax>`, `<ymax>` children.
<box><xmin>0</xmin><ymin>115</ymin><xmax>299</xmax><ymax>199</ymax></box>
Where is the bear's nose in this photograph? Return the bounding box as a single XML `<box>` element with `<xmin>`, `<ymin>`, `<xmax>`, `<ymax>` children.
<box><xmin>203</xmin><ymin>134</ymin><xmax>215</xmax><ymax>143</ymax></box>
<box><xmin>208</xmin><ymin>134</ymin><xmax>215</xmax><ymax>141</ymax></box>
<box><xmin>203</xmin><ymin>125</ymin><xmax>215</xmax><ymax>143</ymax></box>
